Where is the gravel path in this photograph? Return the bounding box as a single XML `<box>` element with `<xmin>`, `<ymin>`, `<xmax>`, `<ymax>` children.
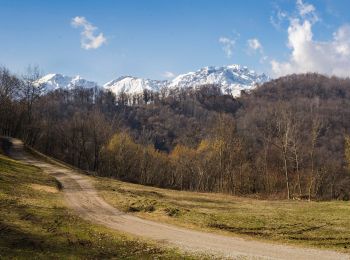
<box><xmin>9</xmin><ymin>138</ymin><xmax>350</xmax><ymax>260</ymax></box>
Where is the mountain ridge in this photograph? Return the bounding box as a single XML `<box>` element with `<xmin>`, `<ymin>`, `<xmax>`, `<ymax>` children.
<box><xmin>36</xmin><ymin>73</ymin><xmax>99</xmax><ymax>93</ymax></box>
<box><xmin>37</xmin><ymin>64</ymin><xmax>269</xmax><ymax>97</ymax></box>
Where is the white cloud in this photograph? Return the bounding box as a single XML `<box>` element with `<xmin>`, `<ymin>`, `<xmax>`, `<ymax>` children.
<box><xmin>71</xmin><ymin>16</ymin><xmax>106</xmax><ymax>50</ymax></box>
<box><xmin>247</xmin><ymin>38</ymin><xmax>263</xmax><ymax>52</ymax></box>
<box><xmin>271</xmin><ymin>1</ymin><xmax>350</xmax><ymax>78</ymax></box>
<box><xmin>260</xmin><ymin>55</ymin><xmax>269</xmax><ymax>64</ymax></box>
<box><xmin>247</xmin><ymin>38</ymin><xmax>266</xmax><ymax>63</ymax></box>
<box><xmin>270</xmin><ymin>6</ymin><xmax>288</xmax><ymax>30</ymax></box>
<box><xmin>163</xmin><ymin>71</ymin><xmax>175</xmax><ymax>78</ymax></box>
<box><xmin>296</xmin><ymin>0</ymin><xmax>317</xmax><ymax>20</ymax></box>
<box><xmin>219</xmin><ymin>37</ymin><xmax>235</xmax><ymax>58</ymax></box>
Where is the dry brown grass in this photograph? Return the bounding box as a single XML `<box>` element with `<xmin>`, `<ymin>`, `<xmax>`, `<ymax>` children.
<box><xmin>0</xmin><ymin>154</ymin><xmax>200</xmax><ymax>259</ymax></box>
<box><xmin>95</xmin><ymin>177</ymin><xmax>350</xmax><ymax>253</ymax></box>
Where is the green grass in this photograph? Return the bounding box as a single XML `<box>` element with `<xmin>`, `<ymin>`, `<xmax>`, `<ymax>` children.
<box><xmin>2</xmin><ymin>148</ymin><xmax>348</xmax><ymax>258</ymax></box>
<box><xmin>95</xmin><ymin>177</ymin><xmax>350</xmax><ymax>253</ymax></box>
<box><xmin>0</xmin><ymin>154</ymin><xmax>199</xmax><ymax>259</ymax></box>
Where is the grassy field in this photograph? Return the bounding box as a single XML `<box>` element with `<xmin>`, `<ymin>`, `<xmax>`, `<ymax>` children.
<box><xmin>2</xmin><ymin>147</ymin><xmax>349</xmax><ymax>259</ymax></box>
<box><xmin>0</xmin><ymin>154</ymin><xmax>199</xmax><ymax>259</ymax></box>
<box><xmin>96</xmin><ymin>177</ymin><xmax>350</xmax><ymax>253</ymax></box>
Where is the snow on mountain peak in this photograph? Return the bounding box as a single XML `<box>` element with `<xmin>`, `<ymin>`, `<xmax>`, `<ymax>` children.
<box><xmin>103</xmin><ymin>76</ymin><xmax>168</xmax><ymax>96</ymax></box>
<box><xmin>37</xmin><ymin>64</ymin><xmax>269</xmax><ymax>97</ymax></box>
<box><xmin>168</xmin><ymin>64</ymin><xmax>268</xmax><ymax>96</ymax></box>
<box><xmin>36</xmin><ymin>73</ymin><xmax>99</xmax><ymax>93</ymax></box>
<box><xmin>104</xmin><ymin>64</ymin><xmax>268</xmax><ymax>97</ymax></box>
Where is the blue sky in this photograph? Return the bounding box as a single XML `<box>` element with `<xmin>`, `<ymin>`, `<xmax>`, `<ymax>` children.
<box><xmin>0</xmin><ymin>0</ymin><xmax>350</xmax><ymax>84</ymax></box>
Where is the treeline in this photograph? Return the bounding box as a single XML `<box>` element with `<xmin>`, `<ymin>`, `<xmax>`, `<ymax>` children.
<box><xmin>0</xmin><ymin>66</ymin><xmax>349</xmax><ymax>200</ymax></box>
<box><xmin>99</xmin><ymin>115</ymin><xmax>246</xmax><ymax>194</ymax></box>
<box><xmin>237</xmin><ymin>74</ymin><xmax>350</xmax><ymax>199</ymax></box>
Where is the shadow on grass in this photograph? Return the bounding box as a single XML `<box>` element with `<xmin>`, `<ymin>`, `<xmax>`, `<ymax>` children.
<box><xmin>0</xmin><ymin>221</ymin><xmax>46</xmax><ymax>251</ymax></box>
<box><xmin>116</xmin><ymin>188</ymin><xmax>166</xmax><ymax>199</ymax></box>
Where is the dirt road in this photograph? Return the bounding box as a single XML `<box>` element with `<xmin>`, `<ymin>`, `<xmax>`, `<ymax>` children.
<box><xmin>8</xmin><ymin>138</ymin><xmax>349</xmax><ymax>259</ymax></box>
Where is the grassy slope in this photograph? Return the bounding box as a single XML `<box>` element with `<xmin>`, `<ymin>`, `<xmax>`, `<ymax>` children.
<box><xmin>96</xmin><ymin>177</ymin><xmax>350</xmax><ymax>253</ymax></box>
<box><xmin>0</xmin><ymin>154</ymin><xmax>198</xmax><ymax>259</ymax></box>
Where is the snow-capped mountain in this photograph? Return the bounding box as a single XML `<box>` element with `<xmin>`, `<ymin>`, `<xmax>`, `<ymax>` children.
<box><xmin>37</xmin><ymin>65</ymin><xmax>269</xmax><ymax>97</ymax></box>
<box><xmin>168</xmin><ymin>65</ymin><xmax>269</xmax><ymax>96</ymax></box>
<box><xmin>36</xmin><ymin>74</ymin><xmax>98</xmax><ymax>93</ymax></box>
<box><xmin>103</xmin><ymin>76</ymin><xmax>168</xmax><ymax>96</ymax></box>
<box><xmin>104</xmin><ymin>65</ymin><xmax>269</xmax><ymax>97</ymax></box>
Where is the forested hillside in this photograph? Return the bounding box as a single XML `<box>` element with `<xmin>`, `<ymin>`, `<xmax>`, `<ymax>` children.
<box><xmin>1</xmin><ymin>67</ymin><xmax>349</xmax><ymax>200</ymax></box>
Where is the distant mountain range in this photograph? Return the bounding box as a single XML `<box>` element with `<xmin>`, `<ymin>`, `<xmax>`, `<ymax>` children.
<box><xmin>37</xmin><ymin>65</ymin><xmax>269</xmax><ymax>97</ymax></box>
<box><xmin>36</xmin><ymin>73</ymin><xmax>99</xmax><ymax>93</ymax></box>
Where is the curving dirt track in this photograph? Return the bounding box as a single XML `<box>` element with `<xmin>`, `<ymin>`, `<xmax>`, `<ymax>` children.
<box><xmin>8</xmin><ymin>138</ymin><xmax>350</xmax><ymax>259</ymax></box>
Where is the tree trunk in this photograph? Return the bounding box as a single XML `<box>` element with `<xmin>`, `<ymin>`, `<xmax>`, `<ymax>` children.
<box><xmin>283</xmin><ymin>151</ymin><xmax>290</xmax><ymax>200</ymax></box>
